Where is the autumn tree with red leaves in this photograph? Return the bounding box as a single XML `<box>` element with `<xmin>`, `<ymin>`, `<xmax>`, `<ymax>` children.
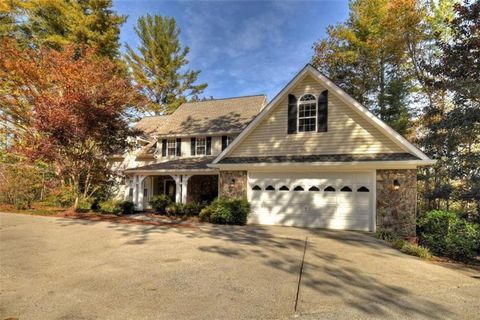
<box><xmin>0</xmin><ymin>39</ymin><xmax>145</xmax><ymax>207</ymax></box>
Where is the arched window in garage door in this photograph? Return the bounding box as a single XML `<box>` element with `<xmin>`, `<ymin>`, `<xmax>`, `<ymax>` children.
<box><xmin>308</xmin><ymin>186</ymin><xmax>320</xmax><ymax>191</ymax></box>
<box><xmin>340</xmin><ymin>186</ymin><xmax>352</xmax><ymax>192</ymax></box>
<box><xmin>293</xmin><ymin>186</ymin><xmax>304</xmax><ymax>191</ymax></box>
<box><xmin>265</xmin><ymin>185</ymin><xmax>275</xmax><ymax>191</ymax></box>
<box><xmin>252</xmin><ymin>185</ymin><xmax>262</xmax><ymax>191</ymax></box>
<box><xmin>357</xmin><ymin>186</ymin><xmax>370</xmax><ymax>192</ymax></box>
<box><xmin>324</xmin><ymin>186</ymin><xmax>336</xmax><ymax>192</ymax></box>
<box><xmin>279</xmin><ymin>186</ymin><xmax>289</xmax><ymax>191</ymax></box>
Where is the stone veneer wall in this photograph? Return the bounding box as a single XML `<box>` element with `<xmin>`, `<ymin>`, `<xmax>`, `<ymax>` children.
<box><xmin>219</xmin><ymin>171</ymin><xmax>248</xmax><ymax>199</ymax></box>
<box><xmin>376</xmin><ymin>169</ymin><xmax>417</xmax><ymax>237</ymax></box>
<box><xmin>186</xmin><ymin>175</ymin><xmax>218</xmax><ymax>204</ymax></box>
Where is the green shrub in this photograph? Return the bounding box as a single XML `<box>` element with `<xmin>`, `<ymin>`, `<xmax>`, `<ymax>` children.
<box><xmin>99</xmin><ymin>200</ymin><xmax>122</xmax><ymax>215</ymax></box>
<box><xmin>375</xmin><ymin>228</ymin><xmax>396</xmax><ymax>242</ymax></box>
<box><xmin>391</xmin><ymin>238</ymin><xmax>405</xmax><ymax>250</ymax></box>
<box><xmin>165</xmin><ymin>203</ymin><xmax>178</xmax><ymax>216</ymax></box>
<box><xmin>119</xmin><ymin>201</ymin><xmax>135</xmax><ymax>215</ymax></box>
<box><xmin>199</xmin><ymin>207</ymin><xmax>212</xmax><ymax>222</ymax></box>
<box><xmin>205</xmin><ymin>198</ymin><xmax>250</xmax><ymax>225</ymax></box>
<box><xmin>400</xmin><ymin>242</ymin><xmax>432</xmax><ymax>260</ymax></box>
<box><xmin>418</xmin><ymin>210</ymin><xmax>456</xmax><ymax>254</ymax></box>
<box><xmin>149</xmin><ymin>195</ymin><xmax>172</xmax><ymax>213</ymax></box>
<box><xmin>444</xmin><ymin>220</ymin><xmax>480</xmax><ymax>260</ymax></box>
<box><xmin>75</xmin><ymin>198</ymin><xmax>92</xmax><ymax>213</ymax></box>
<box><xmin>418</xmin><ymin>210</ymin><xmax>480</xmax><ymax>260</ymax></box>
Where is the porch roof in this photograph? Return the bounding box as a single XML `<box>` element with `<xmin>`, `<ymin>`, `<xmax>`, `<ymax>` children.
<box><xmin>124</xmin><ymin>156</ymin><xmax>217</xmax><ymax>172</ymax></box>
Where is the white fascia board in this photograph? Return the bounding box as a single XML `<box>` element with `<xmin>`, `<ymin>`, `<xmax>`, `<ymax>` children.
<box><xmin>208</xmin><ymin>160</ymin><xmax>436</xmax><ymax>171</ymax></box>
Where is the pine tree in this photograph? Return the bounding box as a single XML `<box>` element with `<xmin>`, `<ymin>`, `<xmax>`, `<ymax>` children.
<box><xmin>125</xmin><ymin>14</ymin><xmax>207</xmax><ymax>115</ymax></box>
<box><xmin>12</xmin><ymin>0</ymin><xmax>126</xmax><ymax>59</ymax></box>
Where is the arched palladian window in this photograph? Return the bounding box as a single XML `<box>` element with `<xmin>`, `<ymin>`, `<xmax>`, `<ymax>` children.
<box><xmin>298</xmin><ymin>94</ymin><xmax>317</xmax><ymax>132</ymax></box>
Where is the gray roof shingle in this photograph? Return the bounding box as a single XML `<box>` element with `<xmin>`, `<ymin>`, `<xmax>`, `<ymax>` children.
<box><xmin>125</xmin><ymin>156</ymin><xmax>217</xmax><ymax>172</ymax></box>
<box><xmin>134</xmin><ymin>95</ymin><xmax>266</xmax><ymax>137</ymax></box>
<box><xmin>219</xmin><ymin>153</ymin><xmax>420</xmax><ymax>164</ymax></box>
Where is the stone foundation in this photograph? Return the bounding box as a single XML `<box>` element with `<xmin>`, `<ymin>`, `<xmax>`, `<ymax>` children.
<box><xmin>376</xmin><ymin>169</ymin><xmax>417</xmax><ymax>237</ymax></box>
<box><xmin>219</xmin><ymin>171</ymin><xmax>248</xmax><ymax>199</ymax></box>
<box><xmin>186</xmin><ymin>175</ymin><xmax>218</xmax><ymax>204</ymax></box>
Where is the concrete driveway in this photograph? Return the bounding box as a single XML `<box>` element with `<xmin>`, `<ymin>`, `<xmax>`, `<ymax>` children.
<box><xmin>0</xmin><ymin>213</ymin><xmax>478</xmax><ymax>320</ymax></box>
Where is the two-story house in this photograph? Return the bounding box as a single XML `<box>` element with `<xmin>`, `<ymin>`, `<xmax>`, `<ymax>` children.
<box><xmin>113</xmin><ymin>65</ymin><xmax>434</xmax><ymax>236</ymax></box>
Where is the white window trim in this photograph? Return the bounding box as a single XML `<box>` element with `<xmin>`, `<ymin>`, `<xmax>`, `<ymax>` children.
<box><xmin>297</xmin><ymin>94</ymin><xmax>317</xmax><ymax>132</ymax></box>
<box><xmin>167</xmin><ymin>139</ymin><xmax>177</xmax><ymax>156</ymax></box>
<box><xmin>195</xmin><ymin>137</ymin><xmax>207</xmax><ymax>155</ymax></box>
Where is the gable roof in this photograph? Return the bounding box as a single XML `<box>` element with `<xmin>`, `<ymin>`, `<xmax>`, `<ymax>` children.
<box><xmin>212</xmin><ymin>64</ymin><xmax>434</xmax><ymax>165</ymax></box>
<box><xmin>134</xmin><ymin>95</ymin><xmax>266</xmax><ymax>138</ymax></box>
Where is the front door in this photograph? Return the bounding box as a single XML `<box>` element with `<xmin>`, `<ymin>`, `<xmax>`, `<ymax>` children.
<box><xmin>164</xmin><ymin>180</ymin><xmax>176</xmax><ymax>202</ymax></box>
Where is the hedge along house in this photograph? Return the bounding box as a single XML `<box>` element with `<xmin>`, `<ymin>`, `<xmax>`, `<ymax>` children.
<box><xmin>113</xmin><ymin>65</ymin><xmax>435</xmax><ymax>236</ymax></box>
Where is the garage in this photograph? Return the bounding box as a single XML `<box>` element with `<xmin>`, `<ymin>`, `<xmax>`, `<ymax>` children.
<box><xmin>248</xmin><ymin>171</ymin><xmax>374</xmax><ymax>231</ymax></box>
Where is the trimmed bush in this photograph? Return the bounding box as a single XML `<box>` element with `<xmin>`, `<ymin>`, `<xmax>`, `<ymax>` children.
<box><xmin>204</xmin><ymin>198</ymin><xmax>250</xmax><ymax>225</ymax></box>
<box><xmin>165</xmin><ymin>203</ymin><xmax>178</xmax><ymax>216</ymax></box>
<box><xmin>199</xmin><ymin>207</ymin><xmax>212</xmax><ymax>222</ymax></box>
<box><xmin>149</xmin><ymin>195</ymin><xmax>172</xmax><ymax>213</ymax></box>
<box><xmin>418</xmin><ymin>210</ymin><xmax>480</xmax><ymax>260</ymax></box>
<box><xmin>399</xmin><ymin>242</ymin><xmax>432</xmax><ymax>260</ymax></box>
<box><xmin>119</xmin><ymin>201</ymin><xmax>135</xmax><ymax>215</ymax></box>
<box><xmin>375</xmin><ymin>228</ymin><xmax>396</xmax><ymax>242</ymax></box>
<box><xmin>99</xmin><ymin>200</ymin><xmax>122</xmax><ymax>215</ymax></box>
<box><xmin>75</xmin><ymin>198</ymin><xmax>92</xmax><ymax>213</ymax></box>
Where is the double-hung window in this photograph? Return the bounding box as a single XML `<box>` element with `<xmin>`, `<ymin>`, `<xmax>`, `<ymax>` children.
<box><xmin>196</xmin><ymin>137</ymin><xmax>206</xmax><ymax>155</ymax></box>
<box><xmin>167</xmin><ymin>139</ymin><xmax>176</xmax><ymax>156</ymax></box>
<box><xmin>298</xmin><ymin>94</ymin><xmax>317</xmax><ymax>132</ymax></box>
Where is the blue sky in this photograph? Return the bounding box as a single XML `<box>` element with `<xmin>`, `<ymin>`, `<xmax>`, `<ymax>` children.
<box><xmin>113</xmin><ymin>0</ymin><xmax>349</xmax><ymax>100</ymax></box>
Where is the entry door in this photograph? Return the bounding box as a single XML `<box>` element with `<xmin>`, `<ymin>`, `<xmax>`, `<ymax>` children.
<box><xmin>248</xmin><ymin>171</ymin><xmax>374</xmax><ymax>231</ymax></box>
<box><xmin>164</xmin><ymin>180</ymin><xmax>176</xmax><ymax>202</ymax></box>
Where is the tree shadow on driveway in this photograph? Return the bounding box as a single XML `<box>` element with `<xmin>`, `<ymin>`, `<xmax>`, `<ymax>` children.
<box><xmin>54</xmin><ymin>218</ymin><xmax>456</xmax><ymax>319</ymax></box>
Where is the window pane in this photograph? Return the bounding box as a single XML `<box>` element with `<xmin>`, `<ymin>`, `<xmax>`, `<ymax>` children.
<box><xmin>167</xmin><ymin>139</ymin><xmax>176</xmax><ymax>155</ymax></box>
<box><xmin>196</xmin><ymin>137</ymin><xmax>206</xmax><ymax>155</ymax></box>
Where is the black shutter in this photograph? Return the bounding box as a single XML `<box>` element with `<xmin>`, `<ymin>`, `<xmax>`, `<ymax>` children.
<box><xmin>318</xmin><ymin>90</ymin><xmax>328</xmax><ymax>132</ymax></box>
<box><xmin>161</xmin><ymin>139</ymin><xmax>167</xmax><ymax>157</ymax></box>
<box><xmin>221</xmin><ymin>136</ymin><xmax>228</xmax><ymax>151</ymax></box>
<box><xmin>287</xmin><ymin>94</ymin><xmax>297</xmax><ymax>134</ymax></box>
<box><xmin>206</xmin><ymin>136</ymin><xmax>212</xmax><ymax>155</ymax></box>
<box><xmin>191</xmin><ymin>138</ymin><xmax>196</xmax><ymax>155</ymax></box>
<box><xmin>176</xmin><ymin>138</ymin><xmax>181</xmax><ymax>156</ymax></box>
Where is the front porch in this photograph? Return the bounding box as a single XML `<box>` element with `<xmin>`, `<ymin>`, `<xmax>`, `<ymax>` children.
<box><xmin>126</xmin><ymin>173</ymin><xmax>219</xmax><ymax>211</ymax></box>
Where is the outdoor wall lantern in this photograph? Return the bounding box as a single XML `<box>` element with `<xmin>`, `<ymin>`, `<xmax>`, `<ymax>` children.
<box><xmin>393</xmin><ymin>179</ymin><xmax>400</xmax><ymax>191</ymax></box>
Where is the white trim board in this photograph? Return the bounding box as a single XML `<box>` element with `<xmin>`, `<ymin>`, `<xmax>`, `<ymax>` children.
<box><xmin>213</xmin><ymin>64</ymin><xmax>433</xmax><ymax>164</ymax></box>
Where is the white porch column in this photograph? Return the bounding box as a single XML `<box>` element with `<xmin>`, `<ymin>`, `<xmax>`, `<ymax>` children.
<box><xmin>181</xmin><ymin>175</ymin><xmax>192</xmax><ymax>204</ymax></box>
<box><xmin>134</xmin><ymin>175</ymin><xmax>146</xmax><ymax>210</ymax></box>
<box><xmin>172</xmin><ymin>175</ymin><xmax>182</xmax><ymax>204</ymax></box>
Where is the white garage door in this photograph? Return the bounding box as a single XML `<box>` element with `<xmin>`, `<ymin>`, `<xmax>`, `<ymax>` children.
<box><xmin>248</xmin><ymin>172</ymin><xmax>374</xmax><ymax>231</ymax></box>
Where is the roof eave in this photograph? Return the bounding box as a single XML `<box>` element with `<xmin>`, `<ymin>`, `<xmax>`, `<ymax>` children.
<box><xmin>208</xmin><ymin>159</ymin><xmax>436</xmax><ymax>170</ymax></box>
